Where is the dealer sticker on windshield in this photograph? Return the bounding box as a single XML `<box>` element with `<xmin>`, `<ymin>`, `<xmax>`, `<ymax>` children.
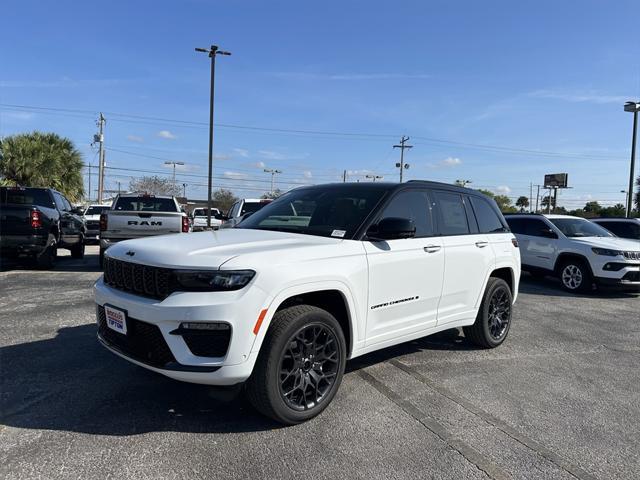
<box><xmin>104</xmin><ymin>305</ymin><xmax>127</xmax><ymax>335</ymax></box>
<box><xmin>331</xmin><ymin>230</ymin><xmax>346</xmax><ymax>238</ymax></box>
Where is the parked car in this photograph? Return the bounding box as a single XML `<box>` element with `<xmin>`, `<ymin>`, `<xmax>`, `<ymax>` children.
<box><xmin>94</xmin><ymin>181</ymin><xmax>520</xmax><ymax>424</ymax></box>
<box><xmin>220</xmin><ymin>198</ymin><xmax>272</xmax><ymax>228</ymax></box>
<box><xmin>99</xmin><ymin>193</ymin><xmax>188</xmax><ymax>267</ymax></box>
<box><xmin>191</xmin><ymin>207</ymin><xmax>223</xmax><ymax>231</ymax></box>
<box><xmin>590</xmin><ymin>217</ymin><xmax>640</xmax><ymax>240</ymax></box>
<box><xmin>82</xmin><ymin>204</ymin><xmax>110</xmax><ymax>244</ymax></box>
<box><xmin>505</xmin><ymin>214</ymin><xmax>640</xmax><ymax>292</ymax></box>
<box><xmin>0</xmin><ymin>186</ymin><xmax>85</xmax><ymax>268</ymax></box>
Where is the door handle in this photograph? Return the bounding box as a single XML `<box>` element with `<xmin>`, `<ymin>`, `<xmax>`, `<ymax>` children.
<box><xmin>475</xmin><ymin>241</ymin><xmax>489</xmax><ymax>248</ymax></box>
<box><xmin>424</xmin><ymin>245</ymin><xmax>441</xmax><ymax>253</ymax></box>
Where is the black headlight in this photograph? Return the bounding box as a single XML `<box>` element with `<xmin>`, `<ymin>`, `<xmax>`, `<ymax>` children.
<box><xmin>173</xmin><ymin>269</ymin><xmax>255</xmax><ymax>291</ymax></box>
<box><xmin>591</xmin><ymin>248</ymin><xmax>621</xmax><ymax>257</ymax></box>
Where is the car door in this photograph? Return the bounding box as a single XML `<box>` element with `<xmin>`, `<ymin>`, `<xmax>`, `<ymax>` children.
<box><xmin>364</xmin><ymin>188</ymin><xmax>444</xmax><ymax>346</ymax></box>
<box><xmin>52</xmin><ymin>192</ymin><xmax>76</xmax><ymax>246</ymax></box>
<box><xmin>431</xmin><ymin>190</ymin><xmax>495</xmax><ymax>325</ymax></box>
<box><xmin>521</xmin><ymin>218</ymin><xmax>557</xmax><ymax>270</ymax></box>
<box><xmin>468</xmin><ymin>195</ymin><xmax>512</xmax><ymax>266</ymax></box>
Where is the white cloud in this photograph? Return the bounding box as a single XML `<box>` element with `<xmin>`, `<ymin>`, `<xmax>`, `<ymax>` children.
<box><xmin>233</xmin><ymin>148</ymin><xmax>249</xmax><ymax>158</ymax></box>
<box><xmin>127</xmin><ymin>134</ymin><xmax>144</xmax><ymax>143</ymax></box>
<box><xmin>494</xmin><ymin>185</ymin><xmax>511</xmax><ymax>195</ymax></box>
<box><xmin>157</xmin><ymin>130</ymin><xmax>177</xmax><ymax>140</ymax></box>
<box><xmin>223</xmin><ymin>171</ymin><xmax>248</xmax><ymax>180</ymax></box>
<box><xmin>303</xmin><ymin>170</ymin><xmax>313</xmax><ymax>179</ymax></box>
<box><xmin>258</xmin><ymin>150</ymin><xmax>287</xmax><ymax>161</ymax></box>
<box><xmin>528</xmin><ymin>89</ymin><xmax>627</xmax><ymax>105</ymax></box>
<box><xmin>249</xmin><ymin>161</ymin><xmax>266</xmax><ymax>169</ymax></box>
<box><xmin>441</xmin><ymin>157</ymin><xmax>462</xmax><ymax>167</ymax></box>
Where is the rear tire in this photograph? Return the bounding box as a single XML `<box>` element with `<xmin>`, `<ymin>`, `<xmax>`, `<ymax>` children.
<box><xmin>71</xmin><ymin>236</ymin><xmax>85</xmax><ymax>259</ymax></box>
<box><xmin>35</xmin><ymin>236</ymin><xmax>57</xmax><ymax>270</ymax></box>
<box><xmin>558</xmin><ymin>258</ymin><xmax>592</xmax><ymax>293</ymax></box>
<box><xmin>464</xmin><ymin>277</ymin><xmax>513</xmax><ymax>348</ymax></box>
<box><xmin>246</xmin><ymin>305</ymin><xmax>347</xmax><ymax>425</ymax></box>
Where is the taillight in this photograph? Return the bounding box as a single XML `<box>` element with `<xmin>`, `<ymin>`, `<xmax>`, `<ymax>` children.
<box><xmin>511</xmin><ymin>238</ymin><xmax>519</xmax><ymax>248</ymax></box>
<box><xmin>99</xmin><ymin>213</ymin><xmax>108</xmax><ymax>231</ymax></box>
<box><xmin>30</xmin><ymin>210</ymin><xmax>42</xmax><ymax>228</ymax></box>
<box><xmin>182</xmin><ymin>215</ymin><xmax>189</xmax><ymax>233</ymax></box>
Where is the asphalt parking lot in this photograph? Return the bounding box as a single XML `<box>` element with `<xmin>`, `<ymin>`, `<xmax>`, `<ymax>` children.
<box><xmin>1</xmin><ymin>246</ymin><xmax>639</xmax><ymax>480</ymax></box>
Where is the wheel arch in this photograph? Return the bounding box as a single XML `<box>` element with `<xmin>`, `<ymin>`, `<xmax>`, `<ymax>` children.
<box><xmin>253</xmin><ymin>282</ymin><xmax>358</xmax><ymax>358</ymax></box>
<box><xmin>553</xmin><ymin>252</ymin><xmax>594</xmax><ymax>277</ymax></box>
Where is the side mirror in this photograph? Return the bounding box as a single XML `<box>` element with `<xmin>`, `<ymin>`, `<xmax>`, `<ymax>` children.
<box><xmin>73</xmin><ymin>207</ymin><xmax>85</xmax><ymax>215</ymax></box>
<box><xmin>214</xmin><ymin>213</ymin><xmax>228</xmax><ymax>221</ymax></box>
<box><xmin>540</xmin><ymin>228</ymin><xmax>558</xmax><ymax>239</ymax></box>
<box><xmin>368</xmin><ymin>217</ymin><xmax>416</xmax><ymax>241</ymax></box>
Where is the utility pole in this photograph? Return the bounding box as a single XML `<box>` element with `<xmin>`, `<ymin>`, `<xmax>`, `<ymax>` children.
<box><xmin>195</xmin><ymin>44</ymin><xmax>232</xmax><ymax>229</ymax></box>
<box><xmin>529</xmin><ymin>182</ymin><xmax>533</xmax><ymax>213</ymax></box>
<box><xmin>624</xmin><ymin>101</ymin><xmax>639</xmax><ymax>217</ymax></box>
<box><xmin>535</xmin><ymin>184</ymin><xmax>541</xmax><ymax>213</ymax></box>
<box><xmin>455</xmin><ymin>179</ymin><xmax>472</xmax><ymax>187</ymax></box>
<box><xmin>87</xmin><ymin>163</ymin><xmax>92</xmax><ymax>203</ymax></box>
<box><xmin>164</xmin><ymin>161</ymin><xmax>185</xmax><ymax>192</ymax></box>
<box><xmin>117</xmin><ymin>181</ymin><xmax>122</xmax><ymax>195</ymax></box>
<box><xmin>365</xmin><ymin>174</ymin><xmax>383</xmax><ymax>182</ymax></box>
<box><xmin>264</xmin><ymin>168</ymin><xmax>282</xmax><ymax>193</ymax></box>
<box><xmin>343</xmin><ymin>170</ymin><xmax>347</xmax><ymax>183</ymax></box>
<box><xmin>183</xmin><ymin>183</ymin><xmax>187</xmax><ymax>198</ymax></box>
<box><xmin>95</xmin><ymin>113</ymin><xmax>106</xmax><ymax>203</ymax></box>
<box><xmin>393</xmin><ymin>136</ymin><xmax>412</xmax><ymax>183</ymax></box>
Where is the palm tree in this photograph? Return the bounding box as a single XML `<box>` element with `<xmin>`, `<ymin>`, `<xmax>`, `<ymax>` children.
<box><xmin>515</xmin><ymin>196</ymin><xmax>529</xmax><ymax>212</ymax></box>
<box><xmin>0</xmin><ymin>131</ymin><xmax>84</xmax><ymax>201</ymax></box>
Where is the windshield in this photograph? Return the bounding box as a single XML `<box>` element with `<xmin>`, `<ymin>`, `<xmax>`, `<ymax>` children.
<box><xmin>84</xmin><ymin>206</ymin><xmax>108</xmax><ymax>215</ymax></box>
<box><xmin>237</xmin><ymin>185</ymin><xmax>388</xmax><ymax>238</ymax></box>
<box><xmin>549</xmin><ymin>218</ymin><xmax>614</xmax><ymax>238</ymax></box>
<box><xmin>114</xmin><ymin>196</ymin><xmax>177</xmax><ymax>212</ymax></box>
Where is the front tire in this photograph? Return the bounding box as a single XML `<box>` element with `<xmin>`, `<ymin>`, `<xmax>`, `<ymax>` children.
<box><xmin>464</xmin><ymin>277</ymin><xmax>513</xmax><ymax>348</ymax></box>
<box><xmin>246</xmin><ymin>305</ymin><xmax>347</xmax><ymax>425</ymax></box>
<box><xmin>559</xmin><ymin>259</ymin><xmax>592</xmax><ymax>293</ymax></box>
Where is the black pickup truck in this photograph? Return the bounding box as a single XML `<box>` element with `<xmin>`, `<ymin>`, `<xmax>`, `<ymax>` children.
<box><xmin>0</xmin><ymin>187</ymin><xmax>86</xmax><ymax>268</ymax></box>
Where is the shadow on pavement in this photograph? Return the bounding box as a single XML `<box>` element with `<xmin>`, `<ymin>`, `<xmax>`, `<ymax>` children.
<box><xmin>518</xmin><ymin>274</ymin><xmax>639</xmax><ymax>299</ymax></box>
<box><xmin>0</xmin><ymin>323</ymin><xmax>471</xmax><ymax>436</ymax></box>
<box><xmin>0</xmin><ymin>251</ymin><xmax>102</xmax><ymax>273</ymax></box>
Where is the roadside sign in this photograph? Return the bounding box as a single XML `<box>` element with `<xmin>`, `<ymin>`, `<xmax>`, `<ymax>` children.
<box><xmin>544</xmin><ymin>173</ymin><xmax>568</xmax><ymax>188</ymax></box>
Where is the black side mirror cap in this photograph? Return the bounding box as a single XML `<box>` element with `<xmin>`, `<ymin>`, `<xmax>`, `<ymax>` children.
<box><xmin>368</xmin><ymin>217</ymin><xmax>416</xmax><ymax>241</ymax></box>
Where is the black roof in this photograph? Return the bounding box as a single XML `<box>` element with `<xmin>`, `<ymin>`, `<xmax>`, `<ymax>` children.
<box><xmin>298</xmin><ymin>180</ymin><xmax>484</xmax><ymax>196</ymax></box>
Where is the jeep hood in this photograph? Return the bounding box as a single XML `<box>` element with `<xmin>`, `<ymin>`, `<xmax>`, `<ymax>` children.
<box><xmin>569</xmin><ymin>236</ymin><xmax>640</xmax><ymax>251</ymax></box>
<box><xmin>105</xmin><ymin>228</ymin><xmax>343</xmax><ymax>269</ymax></box>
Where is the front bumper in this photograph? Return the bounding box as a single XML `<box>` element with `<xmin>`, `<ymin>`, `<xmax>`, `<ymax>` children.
<box><xmin>592</xmin><ymin>256</ymin><xmax>640</xmax><ymax>290</ymax></box>
<box><xmin>94</xmin><ymin>276</ymin><xmax>269</xmax><ymax>385</ymax></box>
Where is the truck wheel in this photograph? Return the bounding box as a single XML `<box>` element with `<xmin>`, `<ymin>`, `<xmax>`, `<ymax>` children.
<box><xmin>559</xmin><ymin>259</ymin><xmax>592</xmax><ymax>293</ymax></box>
<box><xmin>71</xmin><ymin>236</ymin><xmax>85</xmax><ymax>259</ymax></box>
<box><xmin>35</xmin><ymin>236</ymin><xmax>57</xmax><ymax>270</ymax></box>
<box><xmin>99</xmin><ymin>248</ymin><xmax>105</xmax><ymax>268</ymax></box>
<box><xmin>246</xmin><ymin>305</ymin><xmax>347</xmax><ymax>425</ymax></box>
<box><xmin>464</xmin><ymin>277</ymin><xmax>513</xmax><ymax>348</ymax></box>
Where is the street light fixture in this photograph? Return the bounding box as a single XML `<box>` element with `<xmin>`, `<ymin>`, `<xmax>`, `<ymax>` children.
<box><xmin>624</xmin><ymin>101</ymin><xmax>639</xmax><ymax>217</ymax></box>
<box><xmin>264</xmin><ymin>168</ymin><xmax>282</xmax><ymax>193</ymax></box>
<box><xmin>195</xmin><ymin>44</ymin><xmax>232</xmax><ymax>228</ymax></box>
<box><xmin>365</xmin><ymin>174</ymin><xmax>383</xmax><ymax>182</ymax></box>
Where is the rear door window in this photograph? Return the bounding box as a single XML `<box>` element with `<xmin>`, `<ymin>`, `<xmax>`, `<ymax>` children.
<box><xmin>523</xmin><ymin>218</ymin><xmax>551</xmax><ymax>237</ymax></box>
<box><xmin>505</xmin><ymin>218</ymin><xmax>526</xmax><ymax>234</ymax></box>
<box><xmin>469</xmin><ymin>197</ymin><xmax>507</xmax><ymax>233</ymax></box>
<box><xmin>432</xmin><ymin>191</ymin><xmax>470</xmax><ymax>235</ymax></box>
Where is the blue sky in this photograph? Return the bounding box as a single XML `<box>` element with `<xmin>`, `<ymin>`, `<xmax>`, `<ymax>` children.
<box><xmin>1</xmin><ymin>0</ymin><xmax>638</xmax><ymax>208</ymax></box>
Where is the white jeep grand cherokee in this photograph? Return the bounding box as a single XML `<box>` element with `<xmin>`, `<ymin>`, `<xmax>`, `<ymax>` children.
<box><xmin>95</xmin><ymin>181</ymin><xmax>521</xmax><ymax>424</ymax></box>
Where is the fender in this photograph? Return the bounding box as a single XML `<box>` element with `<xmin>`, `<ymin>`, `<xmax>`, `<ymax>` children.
<box><xmin>249</xmin><ymin>279</ymin><xmax>362</xmax><ymax>358</ymax></box>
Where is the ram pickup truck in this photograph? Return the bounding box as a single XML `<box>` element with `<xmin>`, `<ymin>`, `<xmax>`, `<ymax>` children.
<box><xmin>83</xmin><ymin>204</ymin><xmax>111</xmax><ymax>243</ymax></box>
<box><xmin>99</xmin><ymin>194</ymin><xmax>188</xmax><ymax>267</ymax></box>
<box><xmin>0</xmin><ymin>186</ymin><xmax>85</xmax><ymax>268</ymax></box>
<box><xmin>191</xmin><ymin>207</ymin><xmax>223</xmax><ymax>231</ymax></box>
<box><xmin>95</xmin><ymin>181</ymin><xmax>521</xmax><ymax>424</ymax></box>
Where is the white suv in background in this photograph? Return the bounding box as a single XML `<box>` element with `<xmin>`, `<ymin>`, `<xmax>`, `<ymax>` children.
<box><xmin>505</xmin><ymin>214</ymin><xmax>640</xmax><ymax>293</ymax></box>
<box><xmin>94</xmin><ymin>182</ymin><xmax>520</xmax><ymax>424</ymax></box>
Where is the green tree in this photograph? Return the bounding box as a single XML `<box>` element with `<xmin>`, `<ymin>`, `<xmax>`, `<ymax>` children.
<box><xmin>0</xmin><ymin>131</ymin><xmax>84</xmax><ymax>201</ymax></box>
<box><xmin>476</xmin><ymin>189</ymin><xmax>515</xmax><ymax>213</ymax></box>
<box><xmin>212</xmin><ymin>188</ymin><xmax>238</xmax><ymax>212</ymax></box>
<box><xmin>129</xmin><ymin>175</ymin><xmax>180</xmax><ymax>196</ymax></box>
<box><xmin>261</xmin><ymin>188</ymin><xmax>283</xmax><ymax>200</ymax></box>
<box><xmin>515</xmin><ymin>196</ymin><xmax>529</xmax><ymax>212</ymax></box>
<box><xmin>583</xmin><ymin>201</ymin><xmax>601</xmax><ymax>216</ymax></box>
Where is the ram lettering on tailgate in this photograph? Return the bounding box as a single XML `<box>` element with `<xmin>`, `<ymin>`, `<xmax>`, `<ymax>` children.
<box><xmin>127</xmin><ymin>220</ymin><xmax>162</xmax><ymax>226</ymax></box>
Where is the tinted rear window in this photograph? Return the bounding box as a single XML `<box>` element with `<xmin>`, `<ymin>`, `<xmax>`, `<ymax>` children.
<box><xmin>85</xmin><ymin>206</ymin><xmax>108</xmax><ymax>215</ymax></box>
<box><xmin>596</xmin><ymin>221</ymin><xmax>640</xmax><ymax>239</ymax></box>
<box><xmin>432</xmin><ymin>191</ymin><xmax>470</xmax><ymax>235</ymax></box>
<box><xmin>379</xmin><ymin>190</ymin><xmax>433</xmax><ymax>236</ymax></box>
<box><xmin>0</xmin><ymin>188</ymin><xmax>54</xmax><ymax>208</ymax></box>
<box><xmin>241</xmin><ymin>201</ymin><xmax>269</xmax><ymax>216</ymax></box>
<box><xmin>505</xmin><ymin>218</ymin><xmax>526</xmax><ymax>234</ymax></box>
<box><xmin>470</xmin><ymin>197</ymin><xmax>507</xmax><ymax>233</ymax></box>
<box><xmin>114</xmin><ymin>197</ymin><xmax>177</xmax><ymax>212</ymax></box>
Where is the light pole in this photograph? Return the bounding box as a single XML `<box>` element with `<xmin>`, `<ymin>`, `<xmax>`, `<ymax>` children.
<box><xmin>264</xmin><ymin>168</ymin><xmax>282</xmax><ymax>194</ymax></box>
<box><xmin>393</xmin><ymin>136</ymin><xmax>412</xmax><ymax>183</ymax></box>
<box><xmin>455</xmin><ymin>179</ymin><xmax>472</xmax><ymax>187</ymax></box>
<box><xmin>621</xmin><ymin>190</ymin><xmax>628</xmax><ymax>207</ymax></box>
<box><xmin>164</xmin><ymin>161</ymin><xmax>184</xmax><ymax>192</ymax></box>
<box><xmin>195</xmin><ymin>45</ymin><xmax>232</xmax><ymax>228</ymax></box>
<box><xmin>624</xmin><ymin>101</ymin><xmax>639</xmax><ymax>217</ymax></box>
<box><xmin>183</xmin><ymin>183</ymin><xmax>187</xmax><ymax>198</ymax></box>
<box><xmin>365</xmin><ymin>174</ymin><xmax>383</xmax><ymax>182</ymax></box>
